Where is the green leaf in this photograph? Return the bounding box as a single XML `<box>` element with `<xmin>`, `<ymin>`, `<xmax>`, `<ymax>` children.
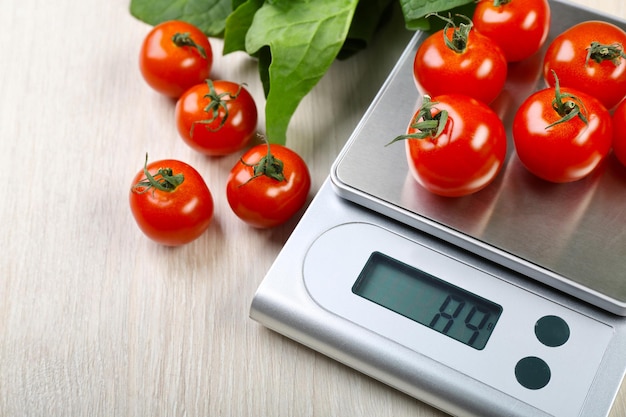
<box><xmin>245</xmin><ymin>0</ymin><xmax>360</xmax><ymax>145</ymax></box>
<box><xmin>223</xmin><ymin>0</ymin><xmax>264</xmax><ymax>54</ymax></box>
<box><xmin>398</xmin><ymin>0</ymin><xmax>473</xmax><ymax>30</ymax></box>
<box><xmin>129</xmin><ymin>0</ymin><xmax>233</xmax><ymax>36</ymax></box>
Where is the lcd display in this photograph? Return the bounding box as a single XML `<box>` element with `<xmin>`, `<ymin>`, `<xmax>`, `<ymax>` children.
<box><xmin>352</xmin><ymin>252</ymin><xmax>502</xmax><ymax>350</ymax></box>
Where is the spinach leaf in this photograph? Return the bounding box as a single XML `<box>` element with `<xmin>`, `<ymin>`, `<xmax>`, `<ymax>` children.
<box><xmin>130</xmin><ymin>0</ymin><xmax>232</xmax><ymax>36</ymax></box>
<box><xmin>244</xmin><ymin>0</ymin><xmax>359</xmax><ymax>144</ymax></box>
<box><xmin>398</xmin><ymin>0</ymin><xmax>473</xmax><ymax>30</ymax></box>
<box><xmin>223</xmin><ymin>0</ymin><xmax>264</xmax><ymax>55</ymax></box>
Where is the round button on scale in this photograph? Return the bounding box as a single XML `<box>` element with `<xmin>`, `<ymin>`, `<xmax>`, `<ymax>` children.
<box><xmin>535</xmin><ymin>315</ymin><xmax>570</xmax><ymax>347</ymax></box>
<box><xmin>515</xmin><ymin>356</ymin><xmax>551</xmax><ymax>390</ymax></box>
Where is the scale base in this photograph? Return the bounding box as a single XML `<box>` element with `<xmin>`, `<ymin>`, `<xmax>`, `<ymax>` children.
<box><xmin>251</xmin><ymin>179</ymin><xmax>626</xmax><ymax>417</ymax></box>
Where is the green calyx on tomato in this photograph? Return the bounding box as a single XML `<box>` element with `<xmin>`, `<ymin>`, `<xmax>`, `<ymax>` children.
<box><xmin>491</xmin><ymin>0</ymin><xmax>513</xmax><ymax>6</ymax></box>
<box><xmin>585</xmin><ymin>41</ymin><xmax>626</xmax><ymax>66</ymax></box>
<box><xmin>131</xmin><ymin>154</ymin><xmax>184</xmax><ymax>194</ymax></box>
<box><xmin>547</xmin><ymin>71</ymin><xmax>588</xmax><ymax>130</ymax></box>
<box><xmin>239</xmin><ymin>140</ymin><xmax>286</xmax><ymax>185</ymax></box>
<box><xmin>388</xmin><ymin>96</ymin><xmax>449</xmax><ymax>143</ymax></box>
<box><xmin>429</xmin><ymin>13</ymin><xmax>473</xmax><ymax>53</ymax></box>
<box><xmin>190</xmin><ymin>79</ymin><xmax>245</xmax><ymax>137</ymax></box>
<box><xmin>171</xmin><ymin>32</ymin><xmax>207</xmax><ymax>59</ymax></box>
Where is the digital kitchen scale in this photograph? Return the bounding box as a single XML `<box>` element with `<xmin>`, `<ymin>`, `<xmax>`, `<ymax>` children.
<box><xmin>250</xmin><ymin>1</ymin><xmax>626</xmax><ymax>416</ymax></box>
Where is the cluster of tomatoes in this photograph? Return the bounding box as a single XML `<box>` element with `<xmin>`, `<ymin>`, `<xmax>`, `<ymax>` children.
<box><xmin>129</xmin><ymin>20</ymin><xmax>311</xmax><ymax>246</ymax></box>
<box><xmin>393</xmin><ymin>0</ymin><xmax>626</xmax><ymax>197</ymax></box>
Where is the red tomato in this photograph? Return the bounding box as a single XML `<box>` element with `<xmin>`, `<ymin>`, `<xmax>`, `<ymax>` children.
<box><xmin>612</xmin><ymin>99</ymin><xmax>626</xmax><ymax>167</ymax></box>
<box><xmin>512</xmin><ymin>74</ymin><xmax>613</xmax><ymax>183</ymax></box>
<box><xmin>473</xmin><ymin>0</ymin><xmax>551</xmax><ymax>62</ymax></box>
<box><xmin>176</xmin><ymin>80</ymin><xmax>258</xmax><ymax>156</ymax></box>
<box><xmin>129</xmin><ymin>156</ymin><xmax>214</xmax><ymax>246</ymax></box>
<box><xmin>226</xmin><ymin>143</ymin><xmax>311</xmax><ymax>228</ymax></box>
<box><xmin>413</xmin><ymin>15</ymin><xmax>507</xmax><ymax>104</ymax></box>
<box><xmin>543</xmin><ymin>20</ymin><xmax>626</xmax><ymax>110</ymax></box>
<box><xmin>391</xmin><ymin>94</ymin><xmax>507</xmax><ymax>197</ymax></box>
<box><xmin>139</xmin><ymin>20</ymin><xmax>213</xmax><ymax>98</ymax></box>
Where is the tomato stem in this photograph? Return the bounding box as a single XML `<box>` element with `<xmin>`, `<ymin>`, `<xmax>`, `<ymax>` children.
<box><xmin>492</xmin><ymin>0</ymin><xmax>512</xmax><ymax>6</ymax></box>
<box><xmin>172</xmin><ymin>32</ymin><xmax>207</xmax><ymax>59</ymax></box>
<box><xmin>239</xmin><ymin>139</ymin><xmax>286</xmax><ymax>185</ymax></box>
<box><xmin>387</xmin><ymin>96</ymin><xmax>449</xmax><ymax>145</ymax></box>
<box><xmin>190</xmin><ymin>80</ymin><xmax>244</xmax><ymax>137</ymax></box>
<box><xmin>586</xmin><ymin>41</ymin><xmax>626</xmax><ymax>66</ymax></box>
<box><xmin>546</xmin><ymin>70</ymin><xmax>588</xmax><ymax>129</ymax></box>
<box><xmin>427</xmin><ymin>13</ymin><xmax>473</xmax><ymax>53</ymax></box>
<box><xmin>132</xmin><ymin>153</ymin><xmax>184</xmax><ymax>194</ymax></box>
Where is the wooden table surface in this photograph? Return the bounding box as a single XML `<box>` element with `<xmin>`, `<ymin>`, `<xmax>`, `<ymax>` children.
<box><xmin>1</xmin><ymin>0</ymin><xmax>625</xmax><ymax>416</ymax></box>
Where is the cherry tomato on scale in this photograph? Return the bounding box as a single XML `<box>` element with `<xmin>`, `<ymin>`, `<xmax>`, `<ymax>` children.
<box><xmin>611</xmin><ymin>99</ymin><xmax>626</xmax><ymax>167</ymax></box>
<box><xmin>413</xmin><ymin>14</ymin><xmax>507</xmax><ymax>104</ymax></box>
<box><xmin>226</xmin><ymin>142</ymin><xmax>311</xmax><ymax>228</ymax></box>
<box><xmin>473</xmin><ymin>0</ymin><xmax>551</xmax><ymax>63</ymax></box>
<box><xmin>389</xmin><ymin>94</ymin><xmax>507</xmax><ymax>197</ymax></box>
<box><xmin>139</xmin><ymin>20</ymin><xmax>213</xmax><ymax>98</ymax></box>
<box><xmin>129</xmin><ymin>155</ymin><xmax>214</xmax><ymax>246</ymax></box>
<box><xmin>513</xmin><ymin>72</ymin><xmax>613</xmax><ymax>183</ymax></box>
<box><xmin>543</xmin><ymin>20</ymin><xmax>626</xmax><ymax>110</ymax></box>
<box><xmin>176</xmin><ymin>80</ymin><xmax>258</xmax><ymax>156</ymax></box>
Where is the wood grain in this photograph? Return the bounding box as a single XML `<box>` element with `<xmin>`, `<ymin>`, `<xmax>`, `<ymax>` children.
<box><xmin>0</xmin><ymin>0</ymin><xmax>624</xmax><ymax>416</ymax></box>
